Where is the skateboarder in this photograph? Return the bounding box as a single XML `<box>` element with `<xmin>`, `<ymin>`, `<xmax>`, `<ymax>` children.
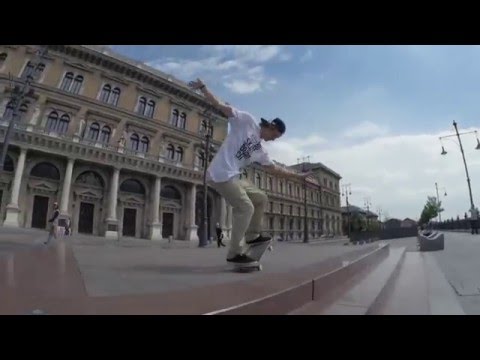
<box><xmin>189</xmin><ymin>78</ymin><xmax>311</xmax><ymax>264</ymax></box>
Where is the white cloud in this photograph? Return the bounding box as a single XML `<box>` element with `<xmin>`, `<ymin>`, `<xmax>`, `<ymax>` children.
<box><xmin>300</xmin><ymin>49</ymin><xmax>313</xmax><ymax>63</ymax></box>
<box><xmin>343</xmin><ymin>121</ymin><xmax>389</xmax><ymax>139</ymax></box>
<box><xmin>147</xmin><ymin>45</ymin><xmax>291</xmax><ymax>95</ymax></box>
<box><xmin>264</xmin><ymin>127</ymin><xmax>480</xmax><ymax>221</ymax></box>
<box><xmin>224</xmin><ymin>80</ymin><xmax>262</xmax><ymax>94</ymax></box>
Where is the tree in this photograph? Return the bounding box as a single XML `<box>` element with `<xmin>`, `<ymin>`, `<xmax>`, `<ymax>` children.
<box><xmin>419</xmin><ymin>196</ymin><xmax>442</xmax><ymax>225</ymax></box>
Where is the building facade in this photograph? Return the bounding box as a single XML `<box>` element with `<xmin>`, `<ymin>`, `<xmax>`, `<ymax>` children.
<box><xmin>0</xmin><ymin>45</ymin><xmax>343</xmax><ymax>241</ymax></box>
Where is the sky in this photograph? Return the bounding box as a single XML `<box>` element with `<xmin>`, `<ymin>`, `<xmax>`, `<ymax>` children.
<box><xmin>109</xmin><ymin>45</ymin><xmax>480</xmax><ymax>221</ymax></box>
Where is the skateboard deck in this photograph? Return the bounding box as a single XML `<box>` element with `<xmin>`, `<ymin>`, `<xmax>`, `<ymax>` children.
<box><xmin>231</xmin><ymin>239</ymin><xmax>272</xmax><ymax>272</ymax></box>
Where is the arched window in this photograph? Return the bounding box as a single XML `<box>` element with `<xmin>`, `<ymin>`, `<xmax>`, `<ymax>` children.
<box><xmin>0</xmin><ymin>52</ymin><xmax>7</xmax><ymax>65</ymax></box>
<box><xmin>130</xmin><ymin>133</ymin><xmax>139</xmax><ymax>151</ymax></box>
<box><xmin>30</xmin><ymin>162</ymin><xmax>60</xmax><ymax>180</ymax></box>
<box><xmin>178</xmin><ymin>112</ymin><xmax>186</xmax><ymax>129</ymax></box>
<box><xmin>75</xmin><ymin>171</ymin><xmax>105</xmax><ymax>188</ymax></box>
<box><xmin>171</xmin><ymin>109</ymin><xmax>179</xmax><ymax>126</ymax></box>
<box><xmin>88</xmin><ymin>122</ymin><xmax>100</xmax><ymax>141</ymax></box>
<box><xmin>100</xmin><ymin>84</ymin><xmax>111</xmax><ymax>103</ymax></box>
<box><xmin>140</xmin><ymin>136</ymin><xmax>149</xmax><ymax>153</ymax></box>
<box><xmin>110</xmin><ymin>87</ymin><xmax>120</xmax><ymax>106</ymax></box>
<box><xmin>100</xmin><ymin>126</ymin><xmax>111</xmax><ymax>143</ymax></box>
<box><xmin>145</xmin><ymin>100</ymin><xmax>155</xmax><ymax>118</ymax></box>
<box><xmin>61</xmin><ymin>72</ymin><xmax>74</xmax><ymax>91</ymax></box>
<box><xmin>167</xmin><ymin>144</ymin><xmax>175</xmax><ymax>160</ymax></box>
<box><xmin>120</xmin><ymin>179</ymin><xmax>145</xmax><ymax>194</ymax></box>
<box><xmin>137</xmin><ymin>97</ymin><xmax>147</xmax><ymax>115</ymax></box>
<box><xmin>46</xmin><ymin>111</ymin><xmax>58</xmax><ymax>132</ymax></box>
<box><xmin>57</xmin><ymin>114</ymin><xmax>70</xmax><ymax>134</ymax></box>
<box><xmin>161</xmin><ymin>185</ymin><xmax>182</xmax><ymax>200</ymax></box>
<box><xmin>176</xmin><ymin>146</ymin><xmax>184</xmax><ymax>162</ymax></box>
<box><xmin>21</xmin><ymin>61</ymin><xmax>36</xmax><ymax>80</ymax></box>
<box><xmin>71</xmin><ymin>75</ymin><xmax>83</xmax><ymax>94</ymax></box>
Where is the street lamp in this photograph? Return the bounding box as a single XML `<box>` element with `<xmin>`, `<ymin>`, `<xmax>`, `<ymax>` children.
<box><xmin>364</xmin><ymin>197</ymin><xmax>372</xmax><ymax>230</ymax></box>
<box><xmin>341</xmin><ymin>183</ymin><xmax>352</xmax><ymax>237</ymax></box>
<box><xmin>297</xmin><ymin>155</ymin><xmax>310</xmax><ymax>243</ymax></box>
<box><xmin>199</xmin><ymin>109</ymin><xmax>216</xmax><ymax>248</ymax></box>
<box><xmin>439</xmin><ymin>120</ymin><xmax>479</xmax><ymax>212</ymax></box>
<box><xmin>435</xmin><ymin>182</ymin><xmax>447</xmax><ymax>222</ymax></box>
<box><xmin>0</xmin><ymin>45</ymin><xmax>49</xmax><ymax>171</ymax></box>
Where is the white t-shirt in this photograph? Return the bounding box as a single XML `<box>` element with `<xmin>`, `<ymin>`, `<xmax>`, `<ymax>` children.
<box><xmin>207</xmin><ymin>107</ymin><xmax>273</xmax><ymax>183</ymax></box>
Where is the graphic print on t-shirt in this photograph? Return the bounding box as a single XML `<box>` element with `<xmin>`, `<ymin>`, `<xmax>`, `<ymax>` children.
<box><xmin>235</xmin><ymin>134</ymin><xmax>262</xmax><ymax>161</ymax></box>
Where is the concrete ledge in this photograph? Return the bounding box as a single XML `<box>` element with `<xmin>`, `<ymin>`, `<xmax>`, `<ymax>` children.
<box><xmin>289</xmin><ymin>244</ymin><xmax>399</xmax><ymax>315</ymax></box>
<box><xmin>206</xmin><ymin>243</ymin><xmax>390</xmax><ymax>315</ymax></box>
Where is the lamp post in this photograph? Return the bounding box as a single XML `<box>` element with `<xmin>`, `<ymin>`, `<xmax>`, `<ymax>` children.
<box><xmin>435</xmin><ymin>182</ymin><xmax>447</xmax><ymax>222</ymax></box>
<box><xmin>341</xmin><ymin>183</ymin><xmax>352</xmax><ymax>237</ymax></box>
<box><xmin>364</xmin><ymin>197</ymin><xmax>372</xmax><ymax>230</ymax></box>
<box><xmin>297</xmin><ymin>155</ymin><xmax>310</xmax><ymax>243</ymax></box>
<box><xmin>0</xmin><ymin>46</ymin><xmax>49</xmax><ymax>171</ymax></box>
<box><xmin>439</xmin><ymin>120</ymin><xmax>479</xmax><ymax>213</ymax></box>
<box><xmin>376</xmin><ymin>207</ymin><xmax>383</xmax><ymax>229</ymax></box>
<box><xmin>199</xmin><ymin>110</ymin><xmax>216</xmax><ymax>248</ymax></box>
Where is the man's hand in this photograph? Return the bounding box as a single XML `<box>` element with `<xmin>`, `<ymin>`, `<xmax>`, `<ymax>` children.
<box><xmin>188</xmin><ymin>78</ymin><xmax>205</xmax><ymax>91</ymax></box>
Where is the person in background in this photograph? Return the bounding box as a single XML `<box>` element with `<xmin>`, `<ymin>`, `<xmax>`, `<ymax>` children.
<box><xmin>44</xmin><ymin>202</ymin><xmax>59</xmax><ymax>245</ymax></box>
<box><xmin>216</xmin><ymin>222</ymin><xmax>225</xmax><ymax>248</ymax></box>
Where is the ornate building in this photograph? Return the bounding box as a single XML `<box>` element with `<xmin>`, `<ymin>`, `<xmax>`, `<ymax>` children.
<box><xmin>0</xmin><ymin>45</ymin><xmax>343</xmax><ymax>241</ymax></box>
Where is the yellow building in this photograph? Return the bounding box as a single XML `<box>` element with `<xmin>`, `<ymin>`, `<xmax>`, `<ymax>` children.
<box><xmin>0</xmin><ymin>45</ymin><xmax>343</xmax><ymax>241</ymax></box>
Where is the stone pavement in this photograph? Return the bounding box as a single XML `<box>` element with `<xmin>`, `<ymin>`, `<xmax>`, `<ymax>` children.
<box><xmin>0</xmin><ymin>227</ymin><xmax>377</xmax><ymax>314</ymax></box>
<box><xmin>429</xmin><ymin>231</ymin><xmax>480</xmax><ymax>314</ymax></box>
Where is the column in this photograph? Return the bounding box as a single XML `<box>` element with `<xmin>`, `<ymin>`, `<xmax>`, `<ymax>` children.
<box><xmin>149</xmin><ymin>176</ymin><xmax>162</xmax><ymax>241</ymax></box>
<box><xmin>105</xmin><ymin>167</ymin><xmax>120</xmax><ymax>239</ymax></box>
<box><xmin>4</xmin><ymin>148</ymin><xmax>27</xmax><ymax>227</ymax></box>
<box><xmin>56</xmin><ymin>158</ymin><xmax>75</xmax><ymax>230</ymax></box>
<box><xmin>185</xmin><ymin>183</ymin><xmax>199</xmax><ymax>242</ymax></box>
<box><xmin>60</xmin><ymin>158</ymin><xmax>74</xmax><ymax>214</ymax></box>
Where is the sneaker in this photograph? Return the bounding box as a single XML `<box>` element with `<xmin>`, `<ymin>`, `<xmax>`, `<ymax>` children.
<box><xmin>226</xmin><ymin>254</ymin><xmax>255</xmax><ymax>263</ymax></box>
<box><xmin>246</xmin><ymin>235</ymin><xmax>271</xmax><ymax>245</ymax></box>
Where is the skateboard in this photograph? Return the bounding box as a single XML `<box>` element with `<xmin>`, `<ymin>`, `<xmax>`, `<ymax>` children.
<box><xmin>231</xmin><ymin>239</ymin><xmax>272</xmax><ymax>272</ymax></box>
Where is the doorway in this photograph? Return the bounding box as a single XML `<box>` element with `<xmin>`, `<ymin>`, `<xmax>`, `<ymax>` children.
<box><xmin>31</xmin><ymin>195</ymin><xmax>49</xmax><ymax>229</ymax></box>
<box><xmin>162</xmin><ymin>212</ymin><xmax>174</xmax><ymax>239</ymax></box>
<box><xmin>78</xmin><ymin>202</ymin><xmax>94</xmax><ymax>234</ymax></box>
<box><xmin>123</xmin><ymin>208</ymin><xmax>137</xmax><ymax>237</ymax></box>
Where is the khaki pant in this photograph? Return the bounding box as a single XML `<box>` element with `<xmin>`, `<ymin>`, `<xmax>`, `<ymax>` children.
<box><xmin>209</xmin><ymin>178</ymin><xmax>268</xmax><ymax>258</ymax></box>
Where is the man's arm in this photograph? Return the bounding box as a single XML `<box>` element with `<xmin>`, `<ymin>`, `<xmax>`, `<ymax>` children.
<box><xmin>189</xmin><ymin>78</ymin><xmax>234</xmax><ymax>118</ymax></box>
<box><xmin>48</xmin><ymin>210</ymin><xmax>59</xmax><ymax>223</ymax></box>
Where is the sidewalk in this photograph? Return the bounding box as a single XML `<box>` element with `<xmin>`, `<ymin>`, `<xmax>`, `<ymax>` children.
<box><xmin>0</xmin><ymin>227</ymin><xmax>377</xmax><ymax>314</ymax></box>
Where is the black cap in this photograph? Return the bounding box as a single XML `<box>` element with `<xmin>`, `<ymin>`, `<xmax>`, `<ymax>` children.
<box><xmin>260</xmin><ymin>117</ymin><xmax>286</xmax><ymax>134</ymax></box>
